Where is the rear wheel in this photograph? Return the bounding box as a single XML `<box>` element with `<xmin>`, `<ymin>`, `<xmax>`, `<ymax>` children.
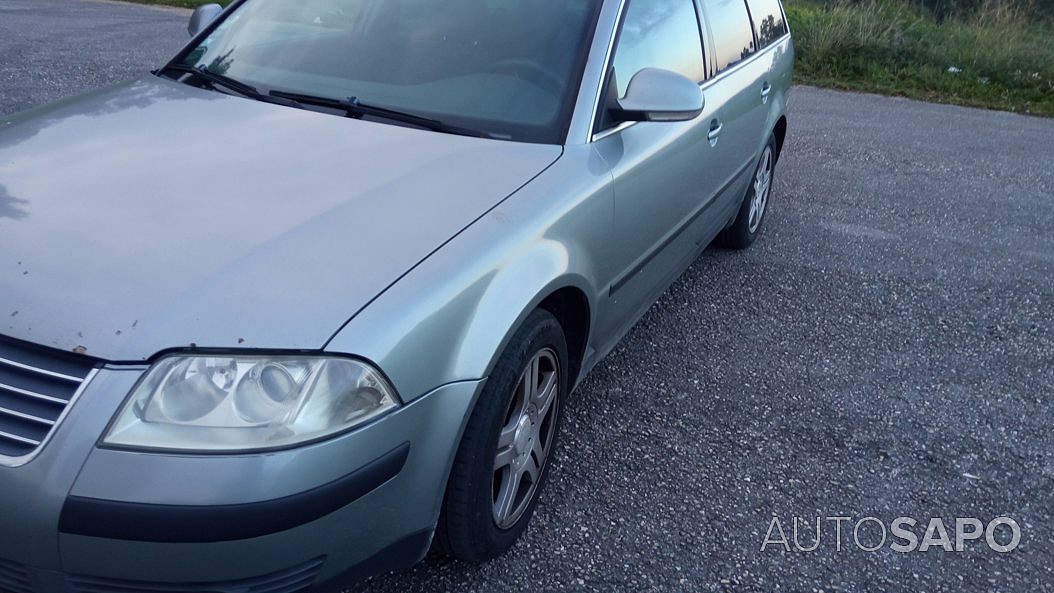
<box><xmin>435</xmin><ymin>309</ymin><xmax>568</xmax><ymax>561</ymax></box>
<box><xmin>718</xmin><ymin>136</ymin><xmax>777</xmax><ymax>249</ymax></box>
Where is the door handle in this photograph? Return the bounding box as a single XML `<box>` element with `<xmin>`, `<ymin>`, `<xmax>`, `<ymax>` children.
<box><xmin>761</xmin><ymin>82</ymin><xmax>772</xmax><ymax>103</ymax></box>
<box><xmin>707</xmin><ymin>119</ymin><xmax>723</xmax><ymax>146</ymax></box>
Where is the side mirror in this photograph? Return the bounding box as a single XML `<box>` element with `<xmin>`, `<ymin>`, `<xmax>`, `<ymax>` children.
<box><xmin>188</xmin><ymin>3</ymin><xmax>224</xmax><ymax>37</ymax></box>
<box><xmin>613</xmin><ymin>68</ymin><xmax>704</xmax><ymax>123</ymax></box>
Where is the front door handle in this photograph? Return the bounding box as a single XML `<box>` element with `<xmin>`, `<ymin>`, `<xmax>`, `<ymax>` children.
<box><xmin>707</xmin><ymin>119</ymin><xmax>723</xmax><ymax>146</ymax></box>
<box><xmin>761</xmin><ymin>82</ymin><xmax>772</xmax><ymax>103</ymax></box>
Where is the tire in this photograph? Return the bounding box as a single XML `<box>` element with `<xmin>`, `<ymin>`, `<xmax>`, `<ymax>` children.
<box><xmin>435</xmin><ymin>309</ymin><xmax>568</xmax><ymax>562</ymax></box>
<box><xmin>717</xmin><ymin>135</ymin><xmax>777</xmax><ymax>249</ymax></box>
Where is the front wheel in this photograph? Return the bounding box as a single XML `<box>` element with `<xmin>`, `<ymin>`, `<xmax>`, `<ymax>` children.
<box><xmin>435</xmin><ymin>309</ymin><xmax>568</xmax><ymax>561</ymax></box>
<box><xmin>718</xmin><ymin>136</ymin><xmax>777</xmax><ymax>249</ymax></box>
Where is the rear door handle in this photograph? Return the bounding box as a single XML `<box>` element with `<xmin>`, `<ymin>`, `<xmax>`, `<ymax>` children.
<box><xmin>761</xmin><ymin>82</ymin><xmax>772</xmax><ymax>103</ymax></box>
<box><xmin>707</xmin><ymin>119</ymin><xmax>723</xmax><ymax>146</ymax></box>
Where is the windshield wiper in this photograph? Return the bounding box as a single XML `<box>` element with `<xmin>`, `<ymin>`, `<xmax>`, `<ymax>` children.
<box><xmin>160</xmin><ymin>66</ymin><xmax>489</xmax><ymax>138</ymax></box>
<box><xmin>269</xmin><ymin>90</ymin><xmax>490</xmax><ymax>138</ymax></box>
<box><xmin>160</xmin><ymin>63</ymin><xmax>300</xmax><ymax>108</ymax></box>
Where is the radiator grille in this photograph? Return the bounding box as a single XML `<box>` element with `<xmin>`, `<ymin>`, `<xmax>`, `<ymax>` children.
<box><xmin>0</xmin><ymin>558</ymin><xmax>33</xmax><ymax>593</ymax></box>
<box><xmin>0</xmin><ymin>336</ymin><xmax>96</xmax><ymax>459</ymax></box>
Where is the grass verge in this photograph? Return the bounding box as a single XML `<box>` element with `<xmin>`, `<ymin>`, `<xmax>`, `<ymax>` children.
<box><xmin>786</xmin><ymin>0</ymin><xmax>1054</xmax><ymax>116</ymax></box>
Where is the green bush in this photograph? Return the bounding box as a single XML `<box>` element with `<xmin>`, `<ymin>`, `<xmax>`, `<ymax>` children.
<box><xmin>820</xmin><ymin>0</ymin><xmax>1054</xmax><ymax>21</ymax></box>
<box><xmin>786</xmin><ymin>0</ymin><xmax>1054</xmax><ymax>115</ymax></box>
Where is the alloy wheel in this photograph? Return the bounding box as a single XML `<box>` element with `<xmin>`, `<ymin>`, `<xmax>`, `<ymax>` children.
<box><xmin>492</xmin><ymin>348</ymin><xmax>560</xmax><ymax>529</ymax></box>
<box><xmin>748</xmin><ymin>146</ymin><xmax>774</xmax><ymax>234</ymax></box>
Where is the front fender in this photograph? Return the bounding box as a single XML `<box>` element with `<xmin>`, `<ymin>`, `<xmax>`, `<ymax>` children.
<box><xmin>325</xmin><ymin>145</ymin><xmax>613</xmax><ymax>402</ymax></box>
<box><xmin>455</xmin><ymin>243</ymin><xmax>595</xmax><ymax>386</ymax></box>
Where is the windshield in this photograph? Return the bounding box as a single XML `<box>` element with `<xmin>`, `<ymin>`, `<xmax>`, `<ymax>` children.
<box><xmin>174</xmin><ymin>0</ymin><xmax>602</xmax><ymax>143</ymax></box>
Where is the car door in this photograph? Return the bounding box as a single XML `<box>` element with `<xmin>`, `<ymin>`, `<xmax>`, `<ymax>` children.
<box><xmin>591</xmin><ymin>0</ymin><xmax>731</xmax><ymax>341</ymax></box>
<box><xmin>698</xmin><ymin>0</ymin><xmax>772</xmax><ymax>206</ymax></box>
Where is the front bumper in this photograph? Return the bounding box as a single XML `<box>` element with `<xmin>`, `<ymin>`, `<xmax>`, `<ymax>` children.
<box><xmin>0</xmin><ymin>366</ymin><xmax>482</xmax><ymax>592</ymax></box>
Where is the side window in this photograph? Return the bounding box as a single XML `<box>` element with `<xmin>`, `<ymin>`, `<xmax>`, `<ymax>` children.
<box><xmin>746</xmin><ymin>0</ymin><xmax>788</xmax><ymax>48</ymax></box>
<box><xmin>612</xmin><ymin>0</ymin><xmax>706</xmax><ymax>99</ymax></box>
<box><xmin>705</xmin><ymin>0</ymin><xmax>756</xmax><ymax>73</ymax></box>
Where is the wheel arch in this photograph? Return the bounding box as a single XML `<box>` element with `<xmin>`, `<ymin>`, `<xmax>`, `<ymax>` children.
<box><xmin>473</xmin><ymin>267</ymin><xmax>596</xmax><ymax>397</ymax></box>
<box><xmin>535</xmin><ymin>286</ymin><xmax>591</xmax><ymax>387</ymax></box>
<box><xmin>773</xmin><ymin>115</ymin><xmax>788</xmax><ymax>164</ymax></box>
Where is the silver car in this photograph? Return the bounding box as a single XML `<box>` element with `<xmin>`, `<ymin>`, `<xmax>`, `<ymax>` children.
<box><xmin>0</xmin><ymin>0</ymin><xmax>791</xmax><ymax>590</ymax></box>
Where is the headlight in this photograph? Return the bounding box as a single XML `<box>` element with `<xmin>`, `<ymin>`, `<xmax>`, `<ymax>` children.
<box><xmin>104</xmin><ymin>355</ymin><xmax>399</xmax><ymax>451</ymax></box>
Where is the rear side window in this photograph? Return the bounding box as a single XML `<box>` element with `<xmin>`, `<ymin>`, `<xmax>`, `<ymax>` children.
<box><xmin>746</xmin><ymin>0</ymin><xmax>788</xmax><ymax>48</ymax></box>
<box><xmin>612</xmin><ymin>0</ymin><xmax>706</xmax><ymax>98</ymax></box>
<box><xmin>704</xmin><ymin>0</ymin><xmax>756</xmax><ymax>73</ymax></box>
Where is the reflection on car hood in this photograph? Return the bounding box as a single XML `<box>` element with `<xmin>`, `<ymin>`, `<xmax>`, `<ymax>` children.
<box><xmin>0</xmin><ymin>77</ymin><xmax>561</xmax><ymax>361</ymax></box>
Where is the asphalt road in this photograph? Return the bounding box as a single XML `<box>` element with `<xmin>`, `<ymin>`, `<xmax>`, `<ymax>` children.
<box><xmin>2</xmin><ymin>1</ymin><xmax>1053</xmax><ymax>592</ymax></box>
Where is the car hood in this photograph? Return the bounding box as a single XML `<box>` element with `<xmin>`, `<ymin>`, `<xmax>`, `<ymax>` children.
<box><xmin>0</xmin><ymin>77</ymin><xmax>561</xmax><ymax>361</ymax></box>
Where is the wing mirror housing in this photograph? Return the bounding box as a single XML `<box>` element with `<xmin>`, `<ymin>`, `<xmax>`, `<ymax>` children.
<box><xmin>188</xmin><ymin>3</ymin><xmax>224</xmax><ymax>37</ymax></box>
<box><xmin>613</xmin><ymin>68</ymin><xmax>704</xmax><ymax>123</ymax></box>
